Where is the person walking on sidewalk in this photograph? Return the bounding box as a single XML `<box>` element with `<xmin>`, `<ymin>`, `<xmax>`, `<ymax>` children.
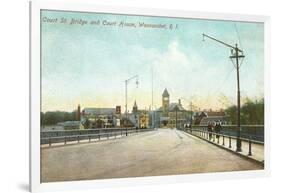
<box><xmin>214</xmin><ymin>121</ymin><xmax>222</xmax><ymax>140</ymax></box>
<box><xmin>207</xmin><ymin>122</ymin><xmax>213</xmax><ymax>140</ymax></box>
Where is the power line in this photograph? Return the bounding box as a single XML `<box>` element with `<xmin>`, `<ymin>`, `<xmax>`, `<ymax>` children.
<box><xmin>197</xmin><ymin>66</ymin><xmax>236</xmax><ymax>109</ymax></box>
<box><xmin>234</xmin><ymin>22</ymin><xmax>243</xmax><ymax>51</ymax></box>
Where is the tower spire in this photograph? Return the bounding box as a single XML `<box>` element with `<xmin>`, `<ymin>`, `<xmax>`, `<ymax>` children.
<box><xmin>133</xmin><ymin>100</ymin><xmax>138</xmax><ymax>113</ymax></box>
<box><xmin>162</xmin><ymin>88</ymin><xmax>169</xmax><ymax>97</ymax></box>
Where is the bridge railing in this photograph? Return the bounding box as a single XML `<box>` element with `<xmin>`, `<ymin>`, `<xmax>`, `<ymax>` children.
<box><xmin>178</xmin><ymin>126</ymin><xmax>264</xmax><ymax>157</ymax></box>
<box><xmin>41</xmin><ymin>128</ymin><xmax>154</xmax><ymax>146</ymax></box>
<box><xmin>189</xmin><ymin>125</ymin><xmax>264</xmax><ymax>142</ymax></box>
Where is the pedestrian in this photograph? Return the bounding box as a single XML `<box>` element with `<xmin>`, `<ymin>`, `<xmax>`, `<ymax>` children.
<box><xmin>218</xmin><ymin>121</ymin><xmax>222</xmax><ymax>133</ymax></box>
<box><xmin>214</xmin><ymin>121</ymin><xmax>222</xmax><ymax>139</ymax></box>
<box><xmin>207</xmin><ymin>122</ymin><xmax>213</xmax><ymax>140</ymax></box>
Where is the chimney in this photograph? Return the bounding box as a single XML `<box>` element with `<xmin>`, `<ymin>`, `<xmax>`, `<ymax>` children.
<box><xmin>178</xmin><ymin>99</ymin><xmax>181</xmax><ymax>105</ymax></box>
<box><xmin>77</xmin><ymin>104</ymin><xmax>81</xmax><ymax>121</ymax></box>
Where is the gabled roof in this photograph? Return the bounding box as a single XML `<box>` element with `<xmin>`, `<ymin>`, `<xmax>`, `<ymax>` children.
<box><xmin>157</xmin><ymin>103</ymin><xmax>186</xmax><ymax>112</ymax></box>
<box><xmin>194</xmin><ymin>111</ymin><xmax>225</xmax><ymax>117</ymax></box>
<box><xmin>83</xmin><ymin>108</ymin><xmax>115</xmax><ymax>115</ymax></box>
<box><xmin>199</xmin><ymin>112</ymin><xmax>208</xmax><ymax>117</ymax></box>
<box><xmin>207</xmin><ymin>111</ymin><xmax>226</xmax><ymax>117</ymax></box>
<box><xmin>169</xmin><ymin>103</ymin><xmax>186</xmax><ymax>111</ymax></box>
<box><xmin>199</xmin><ymin>116</ymin><xmax>228</xmax><ymax>125</ymax></box>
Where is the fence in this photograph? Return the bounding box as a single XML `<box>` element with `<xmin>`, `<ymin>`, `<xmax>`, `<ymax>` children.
<box><xmin>178</xmin><ymin>126</ymin><xmax>264</xmax><ymax>157</ymax></box>
<box><xmin>41</xmin><ymin>128</ymin><xmax>154</xmax><ymax>146</ymax></box>
<box><xmin>190</xmin><ymin>125</ymin><xmax>264</xmax><ymax>142</ymax></box>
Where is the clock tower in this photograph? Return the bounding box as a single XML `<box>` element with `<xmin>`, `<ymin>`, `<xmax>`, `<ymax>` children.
<box><xmin>162</xmin><ymin>88</ymin><xmax>170</xmax><ymax>116</ymax></box>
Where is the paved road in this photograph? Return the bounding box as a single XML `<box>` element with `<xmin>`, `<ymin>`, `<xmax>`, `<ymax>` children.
<box><xmin>41</xmin><ymin>129</ymin><xmax>263</xmax><ymax>182</ymax></box>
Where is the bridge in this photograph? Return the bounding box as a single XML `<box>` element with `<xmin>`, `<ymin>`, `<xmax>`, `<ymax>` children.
<box><xmin>41</xmin><ymin>128</ymin><xmax>264</xmax><ymax>183</ymax></box>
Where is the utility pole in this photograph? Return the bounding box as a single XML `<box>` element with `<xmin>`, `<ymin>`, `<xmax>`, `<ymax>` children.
<box><xmin>124</xmin><ymin>75</ymin><xmax>139</xmax><ymax>126</ymax></box>
<box><xmin>190</xmin><ymin>102</ymin><xmax>193</xmax><ymax>129</ymax></box>
<box><xmin>145</xmin><ymin>107</ymin><xmax>147</xmax><ymax>128</ymax></box>
<box><xmin>202</xmin><ymin>33</ymin><xmax>245</xmax><ymax>152</ymax></box>
<box><xmin>151</xmin><ymin>66</ymin><xmax>154</xmax><ymax>129</ymax></box>
<box><xmin>175</xmin><ymin>106</ymin><xmax>178</xmax><ymax>129</ymax></box>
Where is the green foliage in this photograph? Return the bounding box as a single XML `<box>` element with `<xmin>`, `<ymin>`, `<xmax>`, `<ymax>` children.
<box><xmin>225</xmin><ymin>98</ymin><xmax>264</xmax><ymax>125</ymax></box>
<box><xmin>41</xmin><ymin>111</ymin><xmax>77</xmax><ymax>125</ymax></box>
<box><xmin>83</xmin><ymin>118</ymin><xmax>91</xmax><ymax>129</ymax></box>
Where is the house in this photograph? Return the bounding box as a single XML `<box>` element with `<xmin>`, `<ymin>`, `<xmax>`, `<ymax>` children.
<box><xmin>81</xmin><ymin>106</ymin><xmax>121</xmax><ymax>128</ymax></box>
<box><xmin>193</xmin><ymin>109</ymin><xmax>229</xmax><ymax>125</ymax></box>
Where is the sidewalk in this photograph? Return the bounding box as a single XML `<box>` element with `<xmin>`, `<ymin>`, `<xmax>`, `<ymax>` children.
<box><xmin>183</xmin><ymin>130</ymin><xmax>264</xmax><ymax>164</ymax></box>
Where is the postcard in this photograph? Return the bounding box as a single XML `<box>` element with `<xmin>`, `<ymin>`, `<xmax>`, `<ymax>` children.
<box><xmin>30</xmin><ymin>2</ymin><xmax>270</xmax><ymax>192</ymax></box>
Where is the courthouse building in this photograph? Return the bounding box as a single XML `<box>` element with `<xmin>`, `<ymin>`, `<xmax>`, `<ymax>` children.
<box><xmin>155</xmin><ymin>88</ymin><xmax>189</xmax><ymax>128</ymax></box>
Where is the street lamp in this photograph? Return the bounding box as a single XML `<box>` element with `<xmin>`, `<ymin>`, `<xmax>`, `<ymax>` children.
<box><xmin>202</xmin><ymin>33</ymin><xmax>245</xmax><ymax>152</ymax></box>
<box><xmin>175</xmin><ymin>105</ymin><xmax>179</xmax><ymax>129</ymax></box>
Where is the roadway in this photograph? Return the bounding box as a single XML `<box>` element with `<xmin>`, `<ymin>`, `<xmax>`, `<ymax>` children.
<box><xmin>41</xmin><ymin>128</ymin><xmax>263</xmax><ymax>182</ymax></box>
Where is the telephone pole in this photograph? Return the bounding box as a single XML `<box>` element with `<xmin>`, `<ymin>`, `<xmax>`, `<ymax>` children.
<box><xmin>151</xmin><ymin>66</ymin><xmax>154</xmax><ymax>129</ymax></box>
<box><xmin>202</xmin><ymin>33</ymin><xmax>245</xmax><ymax>152</ymax></box>
<box><xmin>190</xmin><ymin>102</ymin><xmax>193</xmax><ymax>129</ymax></box>
<box><xmin>175</xmin><ymin>105</ymin><xmax>179</xmax><ymax>129</ymax></box>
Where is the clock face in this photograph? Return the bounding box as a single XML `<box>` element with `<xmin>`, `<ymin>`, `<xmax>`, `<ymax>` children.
<box><xmin>163</xmin><ymin>97</ymin><xmax>169</xmax><ymax>101</ymax></box>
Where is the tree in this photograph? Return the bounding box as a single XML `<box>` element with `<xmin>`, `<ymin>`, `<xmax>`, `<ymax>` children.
<box><xmin>225</xmin><ymin>105</ymin><xmax>237</xmax><ymax>125</ymax></box>
<box><xmin>41</xmin><ymin>110</ymin><xmax>77</xmax><ymax>125</ymax></box>
<box><xmin>83</xmin><ymin>118</ymin><xmax>91</xmax><ymax>129</ymax></box>
<box><xmin>225</xmin><ymin>98</ymin><xmax>264</xmax><ymax>125</ymax></box>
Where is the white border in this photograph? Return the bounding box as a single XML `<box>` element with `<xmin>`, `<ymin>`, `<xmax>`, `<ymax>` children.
<box><xmin>30</xmin><ymin>1</ymin><xmax>271</xmax><ymax>192</ymax></box>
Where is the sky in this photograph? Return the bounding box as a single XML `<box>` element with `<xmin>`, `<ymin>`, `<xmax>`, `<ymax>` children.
<box><xmin>41</xmin><ymin>10</ymin><xmax>264</xmax><ymax>113</ymax></box>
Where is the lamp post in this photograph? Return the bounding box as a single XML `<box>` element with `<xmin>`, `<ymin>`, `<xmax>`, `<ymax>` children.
<box><xmin>175</xmin><ymin>105</ymin><xmax>179</xmax><ymax>129</ymax></box>
<box><xmin>230</xmin><ymin>44</ymin><xmax>245</xmax><ymax>152</ymax></box>
<box><xmin>202</xmin><ymin>33</ymin><xmax>245</xmax><ymax>152</ymax></box>
<box><xmin>189</xmin><ymin>102</ymin><xmax>193</xmax><ymax>129</ymax></box>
